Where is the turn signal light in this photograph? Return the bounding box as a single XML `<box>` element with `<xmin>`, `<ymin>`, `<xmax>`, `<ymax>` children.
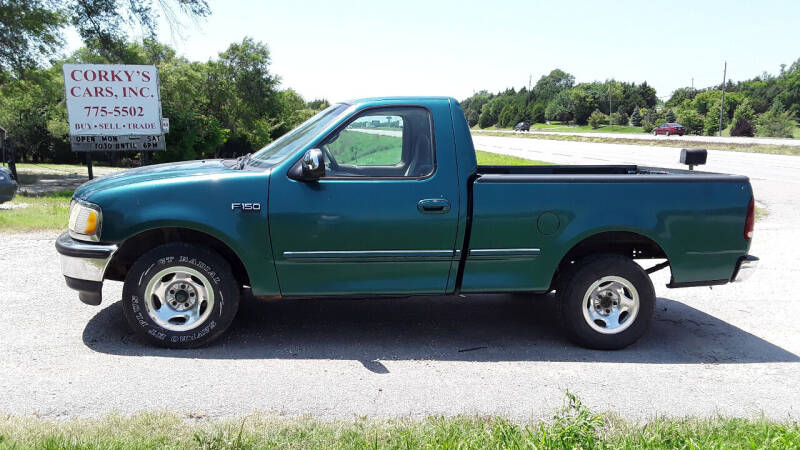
<box><xmin>744</xmin><ymin>197</ymin><xmax>754</xmax><ymax>240</ymax></box>
<box><xmin>84</xmin><ymin>210</ymin><xmax>98</xmax><ymax>234</ymax></box>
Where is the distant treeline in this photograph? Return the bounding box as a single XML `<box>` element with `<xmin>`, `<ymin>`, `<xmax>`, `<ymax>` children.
<box><xmin>462</xmin><ymin>62</ymin><xmax>800</xmax><ymax>137</ymax></box>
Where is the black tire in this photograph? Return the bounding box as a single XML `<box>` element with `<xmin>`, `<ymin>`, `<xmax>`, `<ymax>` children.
<box><xmin>556</xmin><ymin>254</ymin><xmax>655</xmax><ymax>350</ymax></box>
<box><xmin>122</xmin><ymin>243</ymin><xmax>240</xmax><ymax>348</ymax></box>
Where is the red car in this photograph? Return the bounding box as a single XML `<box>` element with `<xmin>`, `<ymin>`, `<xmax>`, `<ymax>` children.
<box><xmin>653</xmin><ymin>123</ymin><xmax>686</xmax><ymax>136</ymax></box>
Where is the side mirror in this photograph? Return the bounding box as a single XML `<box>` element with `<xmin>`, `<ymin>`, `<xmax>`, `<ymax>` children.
<box><xmin>680</xmin><ymin>148</ymin><xmax>707</xmax><ymax>170</ymax></box>
<box><xmin>289</xmin><ymin>148</ymin><xmax>325</xmax><ymax>181</ymax></box>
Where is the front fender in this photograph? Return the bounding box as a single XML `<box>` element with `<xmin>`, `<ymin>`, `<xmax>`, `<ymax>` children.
<box><xmin>86</xmin><ymin>170</ymin><xmax>280</xmax><ymax>296</ymax></box>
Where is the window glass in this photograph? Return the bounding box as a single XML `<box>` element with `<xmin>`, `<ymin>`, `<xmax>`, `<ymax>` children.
<box><xmin>328</xmin><ymin>115</ymin><xmax>404</xmax><ymax>166</ymax></box>
<box><xmin>322</xmin><ymin>107</ymin><xmax>433</xmax><ymax>178</ymax></box>
<box><xmin>249</xmin><ymin>103</ymin><xmax>349</xmax><ymax>167</ymax></box>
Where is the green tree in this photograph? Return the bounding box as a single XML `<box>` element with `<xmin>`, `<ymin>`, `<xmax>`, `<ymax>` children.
<box><xmin>307</xmin><ymin>99</ymin><xmax>330</xmax><ymax>110</ymax></box>
<box><xmin>0</xmin><ymin>0</ymin><xmax>210</xmax><ymax>75</ymax></box>
<box><xmin>730</xmin><ymin>99</ymin><xmax>756</xmax><ymax>137</ymax></box>
<box><xmin>528</xmin><ymin>102</ymin><xmax>546</xmax><ymax>123</ymax></box>
<box><xmin>666</xmin><ymin>87</ymin><xmax>698</xmax><ymax>107</ymax></box>
<box><xmin>665</xmin><ymin>109</ymin><xmax>676</xmax><ymax>123</ymax></box>
<box><xmin>0</xmin><ymin>0</ymin><xmax>66</xmax><ymax>76</ymax></box>
<box><xmin>675</xmin><ymin>109</ymin><xmax>704</xmax><ymax>135</ymax></box>
<box><xmin>756</xmin><ymin>100</ymin><xmax>796</xmax><ymax>137</ymax></box>
<box><xmin>545</xmin><ymin>91</ymin><xmax>572</xmax><ymax>123</ymax></box>
<box><xmin>588</xmin><ymin>110</ymin><xmax>607</xmax><ymax>129</ymax></box>
<box><xmin>630</xmin><ymin>106</ymin><xmax>642</xmax><ymax>126</ymax></box>
<box><xmin>534</xmin><ymin>69</ymin><xmax>574</xmax><ymax>102</ymax></box>
<box><xmin>703</xmin><ymin>107</ymin><xmax>726</xmax><ymax>136</ymax></box>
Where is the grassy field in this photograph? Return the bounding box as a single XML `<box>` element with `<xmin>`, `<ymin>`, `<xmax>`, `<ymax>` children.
<box><xmin>14</xmin><ymin>162</ymin><xmax>113</xmax><ymax>173</ymax></box>
<box><xmin>0</xmin><ymin>190</ymin><xmax>72</xmax><ymax>232</ymax></box>
<box><xmin>329</xmin><ymin>130</ymin><xmax>402</xmax><ymax>165</ymax></box>
<box><xmin>475</xmin><ymin>150</ymin><xmax>549</xmax><ymax>165</ymax></box>
<box><xmin>472</xmin><ymin>130</ymin><xmax>800</xmax><ymax>156</ymax></box>
<box><xmin>1</xmin><ymin>394</ymin><xmax>798</xmax><ymax>448</ymax></box>
<box><xmin>475</xmin><ymin>123</ymin><xmax>645</xmax><ymax>134</ymax></box>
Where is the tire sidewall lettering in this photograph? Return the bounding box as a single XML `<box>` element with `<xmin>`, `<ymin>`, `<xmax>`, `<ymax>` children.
<box><xmin>128</xmin><ymin>255</ymin><xmax>222</xmax><ymax>339</ymax></box>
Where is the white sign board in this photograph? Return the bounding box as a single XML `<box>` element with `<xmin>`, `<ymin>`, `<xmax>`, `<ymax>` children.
<box><xmin>63</xmin><ymin>64</ymin><xmax>163</xmax><ymax>138</ymax></box>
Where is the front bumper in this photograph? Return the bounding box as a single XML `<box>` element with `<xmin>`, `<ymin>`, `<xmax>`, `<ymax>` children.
<box><xmin>55</xmin><ymin>232</ymin><xmax>117</xmax><ymax>305</ymax></box>
<box><xmin>732</xmin><ymin>255</ymin><xmax>759</xmax><ymax>283</ymax></box>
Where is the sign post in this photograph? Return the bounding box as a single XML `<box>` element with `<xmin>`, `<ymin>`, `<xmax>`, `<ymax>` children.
<box><xmin>62</xmin><ymin>64</ymin><xmax>167</xmax><ymax>178</ymax></box>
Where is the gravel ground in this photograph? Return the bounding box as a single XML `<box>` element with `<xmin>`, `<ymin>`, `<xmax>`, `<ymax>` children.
<box><xmin>1</xmin><ymin>139</ymin><xmax>798</xmax><ymax>421</ymax></box>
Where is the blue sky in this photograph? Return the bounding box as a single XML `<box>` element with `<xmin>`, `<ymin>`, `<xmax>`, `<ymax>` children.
<box><xmin>66</xmin><ymin>0</ymin><xmax>800</xmax><ymax>103</ymax></box>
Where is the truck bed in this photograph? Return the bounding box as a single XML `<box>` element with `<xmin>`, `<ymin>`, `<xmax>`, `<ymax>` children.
<box><xmin>461</xmin><ymin>164</ymin><xmax>752</xmax><ymax>293</ymax></box>
<box><xmin>476</xmin><ymin>164</ymin><xmax>749</xmax><ymax>182</ymax></box>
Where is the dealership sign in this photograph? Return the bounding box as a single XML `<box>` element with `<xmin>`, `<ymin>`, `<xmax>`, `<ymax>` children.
<box><xmin>63</xmin><ymin>64</ymin><xmax>166</xmax><ymax>151</ymax></box>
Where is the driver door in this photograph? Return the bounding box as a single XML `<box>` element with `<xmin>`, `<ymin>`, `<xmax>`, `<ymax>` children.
<box><xmin>268</xmin><ymin>105</ymin><xmax>460</xmax><ymax>296</ymax></box>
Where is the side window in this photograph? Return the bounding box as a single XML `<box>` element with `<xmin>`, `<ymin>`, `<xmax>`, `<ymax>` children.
<box><xmin>321</xmin><ymin>107</ymin><xmax>434</xmax><ymax>178</ymax></box>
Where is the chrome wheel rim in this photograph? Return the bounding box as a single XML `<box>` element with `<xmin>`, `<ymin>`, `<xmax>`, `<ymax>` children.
<box><xmin>582</xmin><ymin>276</ymin><xmax>639</xmax><ymax>334</ymax></box>
<box><xmin>144</xmin><ymin>266</ymin><xmax>215</xmax><ymax>332</ymax></box>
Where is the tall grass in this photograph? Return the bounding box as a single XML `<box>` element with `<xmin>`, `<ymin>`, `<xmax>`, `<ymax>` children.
<box><xmin>1</xmin><ymin>393</ymin><xmax>798</xmax><ymax>449</ymax></box>
<box><xmin>0</xmin><ymin>190</ymin><xmax>72</xmax><ymax>232</ymax></box>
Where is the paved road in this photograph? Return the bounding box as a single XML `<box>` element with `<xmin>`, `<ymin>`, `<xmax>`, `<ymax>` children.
<box><xmin>1</xmin><ymin>139</ymin><xmax>799</xmax><ymax>421</ymax></box>
<box><xmin>476</xmin><ymin>129</ymin><xmax>800</xmax><ymax>147</ymax></box>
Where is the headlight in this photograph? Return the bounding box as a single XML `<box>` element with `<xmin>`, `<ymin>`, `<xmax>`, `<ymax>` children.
<box><xmin>68</xmin><ymin>200</ymin><xmax>103</xmax><ymax>242</ymax></box>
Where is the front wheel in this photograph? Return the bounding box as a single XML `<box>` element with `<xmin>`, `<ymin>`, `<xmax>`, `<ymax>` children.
<box><xmin>557</xmin><ymin>254</ymin><xmax>655</xmax><ymax>349</ymax></box>
<box><xmin>122</xmin><ymin>243</ymin><xmax>240</xmax><ymax>348</ymax></box>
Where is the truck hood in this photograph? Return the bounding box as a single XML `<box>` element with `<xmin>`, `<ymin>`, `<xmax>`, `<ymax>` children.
<box><xmin>73</xmin><ymin>159</ymin><xmax>238</xmax><ymax>200</ymax></box>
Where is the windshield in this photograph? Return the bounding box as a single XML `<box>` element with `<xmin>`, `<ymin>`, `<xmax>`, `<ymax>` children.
<box><xmin>249</xmin><ymin>103</ymin><xmax>350</xmax><ymax>167</ymax></box>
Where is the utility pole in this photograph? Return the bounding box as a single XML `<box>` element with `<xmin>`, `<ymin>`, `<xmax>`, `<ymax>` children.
<box><xmin>718</xmin><ymin>61</ymin><xmax>727</xmax><ymax>137</ymax></box>
<box><xmin>0</xmin><ymin>126</ymin><xmax>5</xmax><ymax>167</ymax></box>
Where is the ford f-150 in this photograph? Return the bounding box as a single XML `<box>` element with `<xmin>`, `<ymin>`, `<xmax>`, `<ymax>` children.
<box><xmin>56</xmin><ymin>97</ymin><xmax>758</xmax><ymax>349</ymax></box>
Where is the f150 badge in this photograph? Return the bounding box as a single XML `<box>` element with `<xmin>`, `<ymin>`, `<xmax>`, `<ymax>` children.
<box><xmin>231</xmin><ymin>202</ymin><xmax>261</xmax><ymax>212</ymax></box>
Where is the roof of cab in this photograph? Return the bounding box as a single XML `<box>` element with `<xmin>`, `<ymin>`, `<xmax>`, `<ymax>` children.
<box><xmin>344</xmin><ymin>96</ymin><xmax>456</xmax><ymax>105</ymax></box>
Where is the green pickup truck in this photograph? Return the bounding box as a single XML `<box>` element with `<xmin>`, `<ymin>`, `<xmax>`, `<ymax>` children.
<box><xmin>56</xmin><ymin>97</ymin><xmax>758</xmax><ymax>349</ymax></box>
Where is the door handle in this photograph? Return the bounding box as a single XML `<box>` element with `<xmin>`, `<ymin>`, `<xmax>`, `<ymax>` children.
<box><xmin>417</xmin><ymin>198</ymin><xmax>450</xmax><ymax>214</ymax></box>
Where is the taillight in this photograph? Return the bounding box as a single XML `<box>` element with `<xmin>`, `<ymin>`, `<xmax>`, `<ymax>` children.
<box><xmin>744</xmin><ymin>197</ymin><xmax>754</xmax><ymax>240</ymax></box>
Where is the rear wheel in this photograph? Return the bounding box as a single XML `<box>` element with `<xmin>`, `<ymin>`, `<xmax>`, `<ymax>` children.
<box><xmin>122</xmin><ymin>243</ymin><xmax>240</xmax><ymax>348</ymax></box>
<box><xmin>557</xmin><ymin>254</ymin><xmax>655</xmax><ymax>349</ymax></box>
<box><xmin>666</xmin><ymin>131</ymin><xmax>670</xmax><ymax>136</ymax></box>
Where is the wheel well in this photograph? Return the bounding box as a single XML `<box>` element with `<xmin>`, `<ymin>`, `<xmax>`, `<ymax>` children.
<box><xmin>551</xmin><ymin>231</ymin><xmax>668</xmax><ymax>289</ymax></box>
<box><xmin>105</xmin><ymin>228</ymin><xmax>251</xmax><ymax>287</ymax></box>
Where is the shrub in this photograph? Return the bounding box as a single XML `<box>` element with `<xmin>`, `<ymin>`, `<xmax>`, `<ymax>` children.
<box><xmin>609</xmin><ymin>111</ymin><xmax>628</xmax><ymax>126</ymax></box>
<box><xmin>630</xmin><ymin>107</ymin><xmax>642</xmax><ymax>126</ymax></box>
<box><xmin>478</xmin><ymin>109</ymin><xmax>497</xmax><ymax>128</ymax></box>
<box><xmin>642</xmin><ymin>121</ymin><xmax>655</xmax><ymax>133</ymax></box>
<box><xmin>731</xmin><ymin>120</ymin><xmax>755</xmax><ymax>137</ymax></box>
<box><xmin>528</xmin><ymin>102</ymin><xmax>546</xmax><ymax>123</ymax></box>
<box><xmin>588</xmin><ymin>110</ymin><xmax>607</xmax><ymax>129</ymax></box>
<box><xmin>731</xmin><ymin>100</ymin><xmax>756</xmax><ymax>137</ymax></box>
<box><xmin>732</xmin><ymin>98</ymin><xmax>756</xmax><ymax>124</ymax></box>
<box><xmin>703</xmin><ymin>111</ymin><xmax>726</xmax><ymax>136</ymax></box>
<box><xmin>756</xmin><ymin>110</ymin><xmax>796</xmax><ymax>138</ymax></box>
<box><xmin>545</xmin><ymin>94</ymin><xmax>572</xmax><ymax>122</ymax></box>
<box><xmin>676</xmin><ymin>109</ymin><xmax>704</xmax><ymax>135</ymax></box>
